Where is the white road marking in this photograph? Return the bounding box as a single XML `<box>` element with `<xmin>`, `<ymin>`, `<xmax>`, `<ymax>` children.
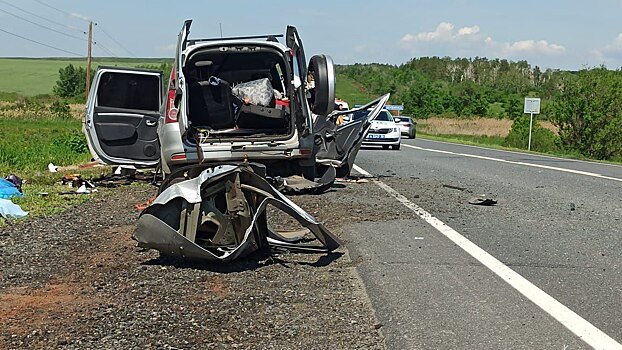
<box><xmin>416</xmin><ymin>138</ymin><xmax>622</xmax><ymax>169</ymax></box>
<box><xmin>402</xmin><ymin>144</ymin><xmax>622</xmax><ymax>183</ymax></box>
<box><xmin>353</xmin><ymin>163</ymin><xmax>622</xmax><ymax>350</ymax></box>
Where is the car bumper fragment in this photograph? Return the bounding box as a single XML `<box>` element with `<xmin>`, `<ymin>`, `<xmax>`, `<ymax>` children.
<box><xmin>133</xmin><ymin>163</ymin><xmax>341</xmax><ymax>261</ymax></box>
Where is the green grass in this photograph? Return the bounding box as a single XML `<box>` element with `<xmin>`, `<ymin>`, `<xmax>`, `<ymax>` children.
<box><xmin>0</xmin><ymin>118</ymin><xmax>92</xmax><ymax>174</ymax></box>
<box><xmin>0</xmin><ymin>115</ymin><xmax>98</xmax><ymax>226</ymax></box>
<box><xmin>0</xmin><ymin>57</ymin><xmax>171</xmax><ymax>96</ymax></box>
<box><xmin>336</xmin><ymin>74</ymin><xmax>376</xmax><ymax>106</ymax></box>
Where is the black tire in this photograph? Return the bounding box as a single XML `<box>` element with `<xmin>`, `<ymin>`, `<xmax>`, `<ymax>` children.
<box><xmin>392</xmin><ymin>144</ymin><xmax>401</xmax><ymax>150</ymax></box>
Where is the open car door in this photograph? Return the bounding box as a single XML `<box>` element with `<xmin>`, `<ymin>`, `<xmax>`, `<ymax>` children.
<box><xmin>84</xmin><ymin>67</ymin><xmax>162</xmax><ymax>166</ymax></box>
<box><xmin>314</xmin><ymin>93</ymin><xmax>390</xmax><ymax>178</ymax></box>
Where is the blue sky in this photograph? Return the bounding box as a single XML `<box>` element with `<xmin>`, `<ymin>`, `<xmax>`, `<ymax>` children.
<box><xmin>1</xmin><ymin>0</ymin><xmax>621</xmax><ymax>70</ymax></box>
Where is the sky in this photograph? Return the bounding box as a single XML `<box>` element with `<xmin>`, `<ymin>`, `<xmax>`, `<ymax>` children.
<box><xmin>1</xmin><ymin>0</ymin><xmax>622</xmax><ymax>70</ymax></box>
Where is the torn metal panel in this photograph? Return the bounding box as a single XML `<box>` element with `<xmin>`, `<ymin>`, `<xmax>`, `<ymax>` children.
<box><xmin>133</xmin><ymin>164</ymin><xmax>342</xmax><ymax>261</ymax></box>
<box><xmin>314</xmin><ymin>93</ymin><xmax>390</xmax><ymax>178</ymax></box>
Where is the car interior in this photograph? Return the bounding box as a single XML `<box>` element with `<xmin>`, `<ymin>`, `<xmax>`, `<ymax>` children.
<box><xmin>183</xmin><ymin>47</ymin><xmax>293</xmax><ymax>141</ymax></box>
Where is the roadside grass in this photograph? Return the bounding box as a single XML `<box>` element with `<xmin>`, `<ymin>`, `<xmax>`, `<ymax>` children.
<box><xmin>0</xmin><ymin>57</ymin><xmax>170</xmax><ymax>97</ymax></box>
<box><xmin>336</xmin><ymin>74</ymin><xmax>376</xmax><ymax>105</ymax></box>
<box><xmin>0</xmin><ymin>115</ymin><xmax>99</xmax><ymax>226</ymax></box>
<box><xmin>417</xmin><ymin>117</ymin><xmax>558</xmax><ymax>138</ymax></box>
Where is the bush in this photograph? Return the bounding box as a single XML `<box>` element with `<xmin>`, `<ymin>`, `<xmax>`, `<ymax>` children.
<box><xmin>550</xmin><ymin>68</ymin><xmax>622</xmax><ymax>160</ymax></box>
<box><xmin>505</xmin><ymin>115</ymin><xmax>559</xmax><ymax>152</ymax></box>
<box><xmin>50</xmin><ymin>100</ymin><xmax>72</xmax><ymax>119</ymax></box>
<box><xmin>53</xmin><ymin>132</ymin><xmax>89</xmax><ymax>154</ymax></box>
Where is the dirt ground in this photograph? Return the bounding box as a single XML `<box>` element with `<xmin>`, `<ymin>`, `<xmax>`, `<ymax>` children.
<box><xmin>0</xmin><ymin>180</ymin><xmax>395</xmax><ymax>349</ymax></box>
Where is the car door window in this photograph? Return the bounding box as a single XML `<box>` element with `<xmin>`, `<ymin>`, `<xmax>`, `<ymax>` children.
<box><xmin>97</xmin><ymin>72</ymin><xmax>160</xmax><ymax>111</ymax></box>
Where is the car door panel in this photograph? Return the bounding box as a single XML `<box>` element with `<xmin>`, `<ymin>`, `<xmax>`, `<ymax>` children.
<box><xmin>84</xmin><ymin>67</ymin><xmax>162</xmax><ymax>166</ymax></box>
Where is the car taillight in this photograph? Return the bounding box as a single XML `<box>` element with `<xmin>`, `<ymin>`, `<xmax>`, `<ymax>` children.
<box><xmin>165</xmin><ymin>89</ymin><xmax>178</xmax><ymax>124</ymax></box>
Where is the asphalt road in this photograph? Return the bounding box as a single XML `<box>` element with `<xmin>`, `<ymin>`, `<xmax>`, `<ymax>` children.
<box><xmin>346</xmin><ymin>138</ymin><xmax>622</xmax><ymax>349</ymax></box>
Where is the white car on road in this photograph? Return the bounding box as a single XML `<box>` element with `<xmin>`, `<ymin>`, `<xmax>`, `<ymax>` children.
<box><xmin>356</xmin><ymin>109</ymin><xmax>401</xmax><ymax>150</ymax></box>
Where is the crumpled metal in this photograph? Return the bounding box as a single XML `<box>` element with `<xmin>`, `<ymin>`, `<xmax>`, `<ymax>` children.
<box><xmin>314</xmin><ymin>93</ymin><xmax>390</xmax><ymax>178</ymax></box>
<box><xmin>133</xmin><ymin>164</ymin><xmax>342</xmax><ymax>261</ymax></box>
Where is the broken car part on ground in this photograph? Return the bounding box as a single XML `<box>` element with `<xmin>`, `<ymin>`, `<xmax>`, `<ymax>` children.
<box><xmin>134</xmin><ymin>163</ymin><xmax>342</xmax><ymax>261</ymax></box>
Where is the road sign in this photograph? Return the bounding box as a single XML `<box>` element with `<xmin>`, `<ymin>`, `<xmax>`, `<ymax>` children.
<box><xmin>524</xmin><ymin>98</ymin><xmax>541</xmax><ymax>114</ymax></box>
<box><xmin>524</xmin><ymin>97</ymin><xmax>541</xmax><ymax>151</ymax></box>
<box><xmin>384</xmin><ymin>105</ymin><xmax>404</xmax><ymax>111</ymax></box>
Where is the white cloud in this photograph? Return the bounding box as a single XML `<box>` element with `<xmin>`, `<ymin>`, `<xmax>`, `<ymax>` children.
<box><xmin>591</xmin><ymin>33</ymin><xmax>622</xmax><ymax>67</ymax></box>
<box><xmin>458</xmin><ymin>25</ymin><xmax>480</xmax><ymax>37</ymax></box>
<box><xmin>398</xmin><ymin>22</ymin><xmax>566</xmax><ymax>61</ymax></box>
<box><xmin>502</xmin><ymin>40</ymin><xmax>566</xmax><ymax>55</ymax></box>
<box><xmin>414</xmin><ymin>22</ymin><xmax>454</xmax><ymax>42</ymax></box>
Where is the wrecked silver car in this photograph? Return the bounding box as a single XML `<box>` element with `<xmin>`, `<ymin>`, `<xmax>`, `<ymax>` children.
<box><xmin>134</xmin><ymin>163</ymin><xmax>342</xmax><ymax>261</ymax></box>
<box><xmin>82</xmin><ymin>20</ymin><xmax>389</xmax><ymax>260</ymax></box>
<box><xmin>83</xmin><ymin>20</ymin><xmax>388</xmax><ymax>187</ymax></box>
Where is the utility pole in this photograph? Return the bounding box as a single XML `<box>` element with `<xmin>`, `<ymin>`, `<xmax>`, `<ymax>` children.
<box><xmin>85</xmin><ymin>20</ymin><xmax>93</xmax><ymax>97</ymax></box>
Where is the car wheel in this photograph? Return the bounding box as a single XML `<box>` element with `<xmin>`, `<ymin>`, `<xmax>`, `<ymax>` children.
<box><xmin>392</xmin><ymin>144</ymin><xmax>401</xmax><ymax>150</ymax></box>
<box><xmin>410</xmin><ymin>130</ymin><xmax>416</xmax><ymax>139</ymax></box>
<box><xmin>382</xmin><ymin>145</ymin><xmax>390</xmax><ymax>150</ymax></box>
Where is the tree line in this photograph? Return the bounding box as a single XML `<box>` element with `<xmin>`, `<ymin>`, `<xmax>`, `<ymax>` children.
<box><xmin>337</xmin><ymin>57</ymin><xmax>622</xmax><ymax>161</ymax></box>
<box><xmin>50</xmin><ymin>58</ymin><xmax>621</xmax><ymax>161</ymax></box>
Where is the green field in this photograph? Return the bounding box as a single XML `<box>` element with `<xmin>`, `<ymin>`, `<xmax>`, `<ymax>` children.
<box><xmin>0</xmin><ymin>57</ymin><xmax>171</xmax><ymax>96</ymax></box>
<box><xmin>335</xmin><ymin>74</ymin><xmax>376</xmax><ymax>106</ymax></box>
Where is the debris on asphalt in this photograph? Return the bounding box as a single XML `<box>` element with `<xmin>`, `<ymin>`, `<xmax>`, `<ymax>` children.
<box><xmin>468</xmin><ymin>197</ymin><xmax>498</xmax><ymax>206</ymax></box>
<box><xmin>443</xmin><ymin>184</ymin><xmax>467</xmax><ymax>191</ymax></box>
<box><xmin>570</xmin><ymin>202</ymin><xmax>576</xmax><ymax>211</ymax></box>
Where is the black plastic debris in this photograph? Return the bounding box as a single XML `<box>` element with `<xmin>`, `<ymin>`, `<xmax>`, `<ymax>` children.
<box><xmin>468</xmin><ymin>197</ymin><xmax>498</xmax><ymax>206</ymax></box>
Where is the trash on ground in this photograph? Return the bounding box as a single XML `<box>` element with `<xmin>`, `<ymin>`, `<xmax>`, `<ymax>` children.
<box><xmin>0</xmin><ymin>178</ymin><xmax>23</xmax><ymax>199</ymax></box>
<box><xmin>48</xmin><ymin>161</ymin><xmax>103</xmax><ymax>173</ymax></box>
<box><xmin>468</xmin><ymin>197</ymin><xmax>498</xmax><ymax>206</ymax></box>
<box><xmin>0</xmin><ymin>198</ymin><xmax>28</xmax><ymax>218</ymax></box>
<box><xmin>5</xmin><ymin>174</ymin><xmax>23</xmax><ymax>191</ymax></box>
<box><xmin>61</xmin><ymin>174</ymin><xmax>96</xmax><ymax>193</ymax></box>
<box><xmin>133</xmin><ymin>163</ymin><xmax>342</xmax><ymax>262</ymax></box>
<box><xmin>134</xmin><ymin>196</ymin><xmax>156</xmax><ymax>211</ymax></box>
<box><xmin>443</xmin><ymin>184</ymin><xmax>467</xmax><ymax>191</ymax></box>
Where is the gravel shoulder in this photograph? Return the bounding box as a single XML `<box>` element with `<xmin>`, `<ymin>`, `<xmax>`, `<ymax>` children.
<box><xmin>0</xmin><ymin>181</ymin><xmax>388</xmax><ymax>349</ymax></box>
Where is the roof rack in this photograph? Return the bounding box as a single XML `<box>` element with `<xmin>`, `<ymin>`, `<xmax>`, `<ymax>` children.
<box><xmin>187</xmin><ymin>34</ymin><xmax>283</xmax><ymax>45</ymax></box>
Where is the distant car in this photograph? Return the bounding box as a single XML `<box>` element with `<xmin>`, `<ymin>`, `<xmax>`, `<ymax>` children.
<box><xmin>354</xmin><ymin>109</ymin><xmax>401</xmax><ymax>150</ymax></box>
<box><xmin>394</xmin><ymin>116</ymin><xmax>416</xmax><ymax>139</ymax></box>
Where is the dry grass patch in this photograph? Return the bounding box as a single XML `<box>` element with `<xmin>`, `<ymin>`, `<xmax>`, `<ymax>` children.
<box><xmin>418</xmin><ymin>117</ymin><xmax>558</xmax><ymax>137</ymax></box>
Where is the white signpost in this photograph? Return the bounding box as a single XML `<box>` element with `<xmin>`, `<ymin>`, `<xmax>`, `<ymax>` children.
<box><xmin>524</xmin><ymin>97</ymin><xmax>541</xmax><ymax>151</ymax></box>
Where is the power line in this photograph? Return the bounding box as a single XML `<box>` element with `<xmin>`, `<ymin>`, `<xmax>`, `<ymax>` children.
<box><xmin>0</xmin><ymin>26</ymin><xmax>82</xmax><ymax>56</ymax></box>
<box><xmin>32</xmin><ymin>0</ymin><xmax>89</xmax><ymax>22</ymax></box>
<box><xmin>0</xmin><ymin>6</ymin><xmax>86</xmax><ymax>41</ymax></box>
<box><xmin>0</xmin><ymin>0</ymin><xmax>82</xmax><ymax>33</ymax></box>
<box><xmin>95</xmin><ymin>24</ymin><xmax>135</xmax><ymax>57</ymax></box>
<box><xmin>94</xmin><ymin>40</ymin><xmax>119</xmax><ymax>58</ymax></box>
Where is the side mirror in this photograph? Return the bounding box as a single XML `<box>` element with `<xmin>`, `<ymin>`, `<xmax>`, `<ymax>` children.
<box><xmin>307</xmin><ymin>54</ymin><xmax>335</xmax><ymax>116</ymax></box>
